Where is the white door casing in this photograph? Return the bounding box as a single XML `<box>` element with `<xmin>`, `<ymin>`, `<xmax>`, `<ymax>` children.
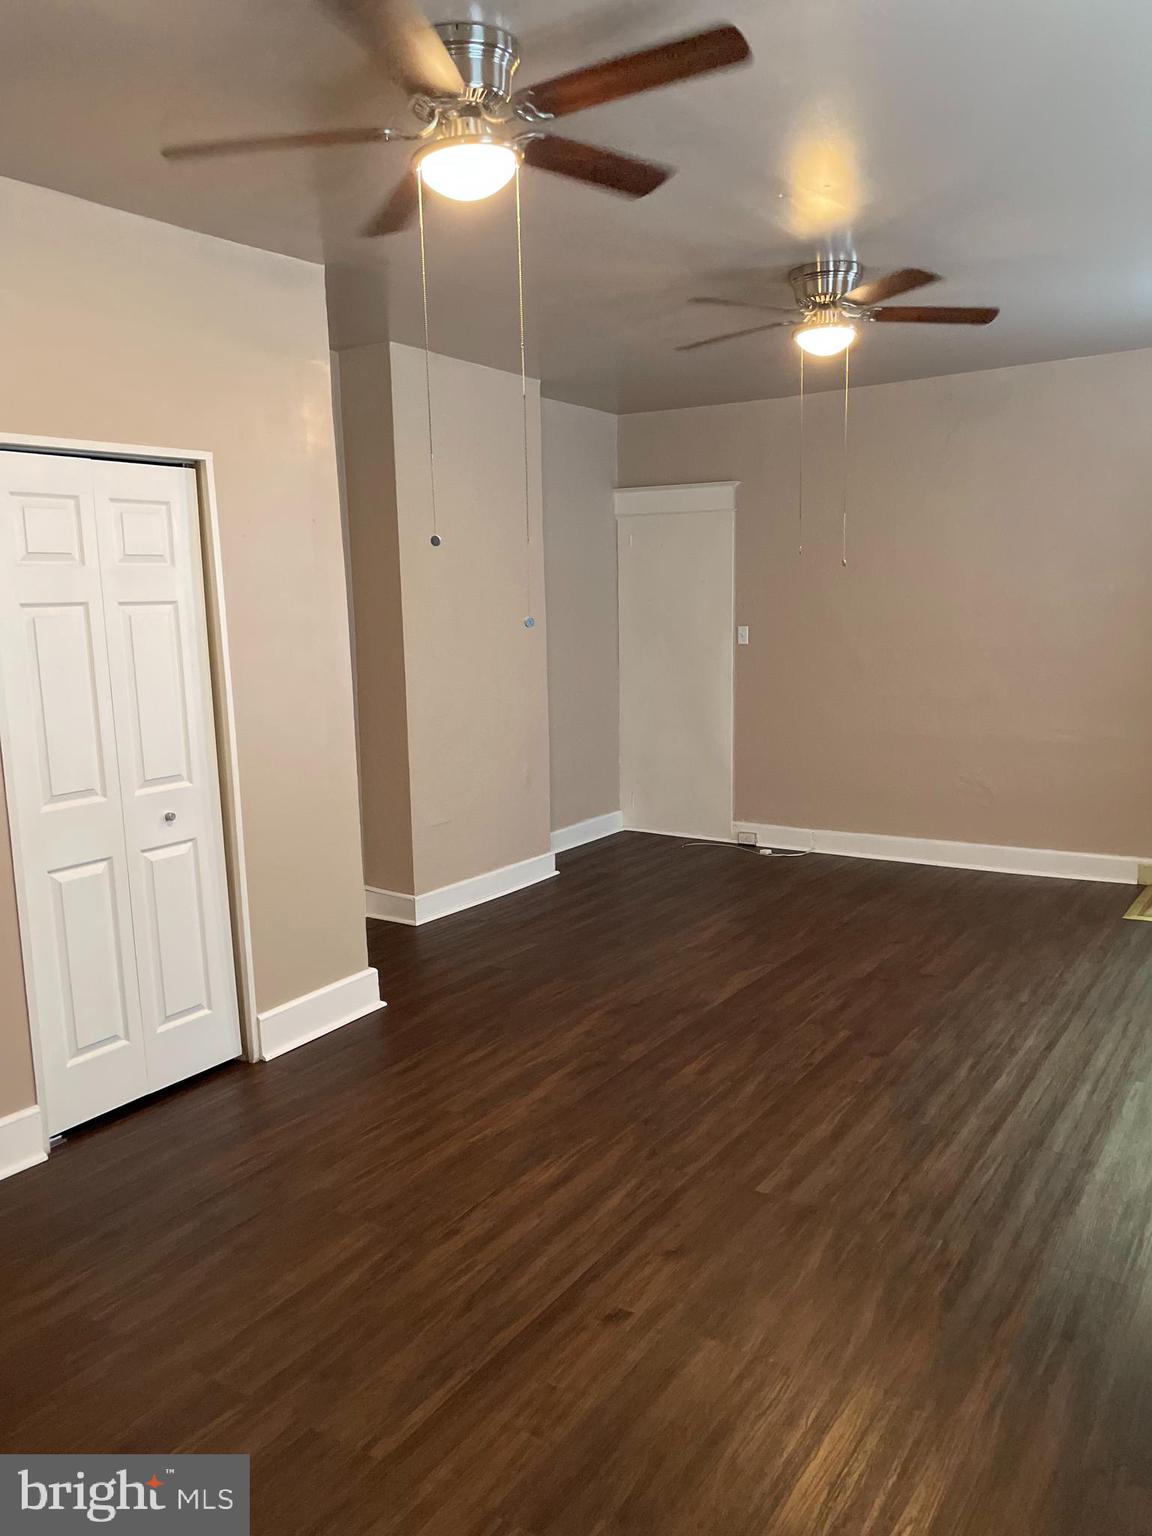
<box><xmin>0</xmin><ymin>451</ymin><xmax>240</xmax><ymax>1133</ymax></box>
<box><xmin>616</xmin><ymin>483</ymin><xmax>736</xmax><ymax>843</ymax></box>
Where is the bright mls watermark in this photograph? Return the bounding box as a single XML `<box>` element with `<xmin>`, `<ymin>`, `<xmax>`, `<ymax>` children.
<box><xmin>0</xmin><ymin>1456</ymin><xmax>249</xmax><ymax>1532</ymax></box>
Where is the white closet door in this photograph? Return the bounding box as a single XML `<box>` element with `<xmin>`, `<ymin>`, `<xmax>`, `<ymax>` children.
<box><xmin>0</xmin><ymin>451</ymin><xmax>149</xmax><ymax>1132</ymax></box>
<box><xmin>618</xmin><ymin>508</ymin><xmax>735</xmax><ymax>842</ymax></box>
<box><xmin>92</xmin><ymin>461</ymin><xmax>239</xmax><ymax>1093</ymax></box>
<box><xmin>0</xmin><ymin>451</ymin><xmax>240</xmax><ymax>1135</ymax></box>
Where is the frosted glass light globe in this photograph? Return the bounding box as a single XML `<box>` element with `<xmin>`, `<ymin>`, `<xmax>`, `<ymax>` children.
<box><xmin>418</xmin><ymin>141</ymin><xmax>519</xmax><ymax>202</ymax></box>
<box><xmin>795</xmin><ymin>322</ymin><xmax>858</xmax><ymax>357</ymax></box>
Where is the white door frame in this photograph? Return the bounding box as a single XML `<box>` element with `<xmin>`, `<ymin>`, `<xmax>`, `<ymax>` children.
<box><xmin>0</xmin><ymin>431</ymin><xmax>260</xmax><ymax>1157</ymax></box>
<box><xmin>614</xmin><ymin>480</ymin><xmax>739</xmax><ymax>842</ymax></box>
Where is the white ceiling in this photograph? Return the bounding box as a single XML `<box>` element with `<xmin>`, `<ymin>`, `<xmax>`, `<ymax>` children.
<box><xmin>2</xmin><ymin>0</ymin><xmax>1151</xmax><ymax>411</ymax></box>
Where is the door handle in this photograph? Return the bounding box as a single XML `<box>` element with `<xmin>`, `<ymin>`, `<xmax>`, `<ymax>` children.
<box><xmin>164</xmin><ymin>812</ymin><xmax>177</xmax><ymax>824</ymax></box>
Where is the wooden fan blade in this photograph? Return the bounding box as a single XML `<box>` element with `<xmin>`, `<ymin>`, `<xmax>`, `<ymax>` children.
<box><xmin>690</xmin><ymin>296</ymin><xmax>796</xmax><ymax>315</ymax></box>
<box><xmin>361</xmin><ymin>173</ymin><xmax>419</xmax><ymax>235</ymax></box>
<box><xmin>319</xmin><ymin>0</ymin><xmax>464</xmax><ymax>96</ymax></box>
<box><xmin>522</xmin><ymin>135</ymin><xmax>670</xmax><ymax>197</ymax></box>
<box><xmin>871</xmin><ymin>305</ymin><xmax>1000</xmax><ymax>324</ymax></box>
<box><xmin>843</xmin><ymin>267</ymin><xmax>939</xmax><ymax>306</ymax></box>
<box><xmin>163</xmin><ymin>127</ymin><xmax>390</xmax><ymax>161</ymax></box>
<box><xmin>516</xmin><ymin>24</ymin><xmax>750</xmax><ymax>120</ymax></box>
<box><xmin>677</xmin><ymin>321</ymin><xmax>792</xmax><ymax>352</ymax></box>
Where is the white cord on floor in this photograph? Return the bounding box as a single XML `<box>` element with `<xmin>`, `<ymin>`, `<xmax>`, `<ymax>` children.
<box><xmin>675</xmin><ymin>839</ymin><xmax>811</xmax><ymax>859</ymax></box>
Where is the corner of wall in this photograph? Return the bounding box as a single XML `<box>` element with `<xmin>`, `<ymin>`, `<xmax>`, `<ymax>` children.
<box><xmin>541</xmin><ymin>396</ymin><xmax>622</xmax><ymax>834</ymax></box>
<box><xmin>336</xmin><ymin>343</ymin><xmax>416</xmax><ymax>896</ymax></box>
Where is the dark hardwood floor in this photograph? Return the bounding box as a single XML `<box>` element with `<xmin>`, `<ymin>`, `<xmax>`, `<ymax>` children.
<box><xmin>3</xmin><ymin>832</ymin><xmax>1152</xmax><ymax>1533</ymax></box>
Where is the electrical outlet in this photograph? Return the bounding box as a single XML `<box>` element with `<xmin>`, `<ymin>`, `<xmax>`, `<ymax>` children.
<box><xmin>736</xmin><ymin>830</ymin><xmax>758</xmax><ymax>847</ymax></box>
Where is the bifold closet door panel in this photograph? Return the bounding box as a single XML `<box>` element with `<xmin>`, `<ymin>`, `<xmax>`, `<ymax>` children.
<box><xmin>0</xmin><ymin>450</ymin><xmax>149</xmax><ymax>1134</ymax></box>
<box><xmin>92</xmin><ymin>461</ymin><xmax>240</xmax><ymax>1093</ymax></box>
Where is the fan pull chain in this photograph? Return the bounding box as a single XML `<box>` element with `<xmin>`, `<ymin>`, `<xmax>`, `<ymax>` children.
<box><xmin>797</xmin><ymin>347</ymin><xmax>805</xmax><ymax>556</ymax></box>
<box><xmin>841</xmin><ymin>343</ymin><xmax>850</xmax><ymax>567</ymax></box>
<box><xmin>417</xmin><ymin>176</ymin><xmax>440</xmax><ymax>546</ymax></box>
<box><xmin>516</xmin><ymin>166</ymin><xmax>534</xmax><ymax>625</ymax></box>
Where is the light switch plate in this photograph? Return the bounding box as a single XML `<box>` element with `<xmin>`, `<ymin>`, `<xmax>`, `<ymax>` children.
<box><xmin>737</xmin><ymin>625</ymin><xmax>749</xmax><ymax>645</ymax></box>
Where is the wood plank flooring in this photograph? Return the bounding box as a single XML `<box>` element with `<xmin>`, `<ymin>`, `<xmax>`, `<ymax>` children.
<box><xmin>3</xmin><ymin>832</ymin><xmax>1152</xmax><ymax>1533</ymax></box>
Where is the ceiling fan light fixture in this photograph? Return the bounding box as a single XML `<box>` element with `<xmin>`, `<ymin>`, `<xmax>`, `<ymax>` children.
<box><xmin>416</xmin><ymin>137</ymin><xmax>520</xmax><ymax>203</ymax></box>
<box><xmin>795</xmin><ymin>318</ymin><xmax>858</xmax><ymax>357</ymax></box>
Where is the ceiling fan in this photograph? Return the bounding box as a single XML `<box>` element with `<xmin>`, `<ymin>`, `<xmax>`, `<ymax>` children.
<box><xmin>679</xmin><ymin>261</ymin><xmax>1000</xmax><ymax>357</ymax></box>
<box><xmin>162</xmin><ymin>0</ymin><xmax>751</xmax><ymax>235</ymax></box>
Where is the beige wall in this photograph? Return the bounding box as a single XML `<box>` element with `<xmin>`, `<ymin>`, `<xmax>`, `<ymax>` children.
<box><xmin>0</xmin><ymin>175</ymin><xmax>367</xmax><ymax>1116</ymax></box>
<box><xmin>336</xmin><ymin>346</ymin><xmax>414</xmax><ymax>895</ymax></box>
<box><xmin>393</xmin><ymin>341</ymin><xmax>550</xmax><ymax>892</ymax></box>
<box><xmin>541</xmin><ymin>399</ymin><xmax>620</xmax><ymax>831</ymax></box>
<box><xmin>619</xmin><ymin>348</ymin><xmax>1152</xmax><ymax>856</ymax></box>
<box><xmin>341</xmin><ymin>342</ymin><xmax>551</xmax><ymax>896</ymax></box>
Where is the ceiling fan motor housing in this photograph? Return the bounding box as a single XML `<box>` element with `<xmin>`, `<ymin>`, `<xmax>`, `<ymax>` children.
<box><xmin>434</xmin><ymin>21</ymin><xmax>521</xmax><ymax>105</ymax></box>
<box><xmin>790</xmin><ymin>259</ymin><xmax>862</xmax><ymax>311</ymax></box>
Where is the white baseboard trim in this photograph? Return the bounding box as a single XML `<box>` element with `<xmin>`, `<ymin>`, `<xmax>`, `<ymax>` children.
<box><xmin>416</xmin><ymin>853</ymin><xmax>556</xmax><ymax>923</ymax></box>
<box><xmin>365</xmin><ymin>886</ymin><xmax>418</xmax><ymax>925</ymax></box>
<box><xmin>550</xmin><ymin>811</ymin><xmax>624</xmax><ymax>853</ymax></box>
<box><xmin>366</xmin><ymin>851</ymin><xmax>557</xmax><ymax>927</ymax></box>
<box><xmin>734</xmin><ymin>822</ymin><xmax>1147</xmax><ymax>885</ymax></box>
<box><xmin>0</xmin><ymin>1105</ymin><xmax>48</xmax><ymax>1183</ymax></box>
<box><xmin>625</xmin><ymin>823</ymin><xmax>736</xmax><ymax>843</ymax></box>
<box><xmin>259</xmin><ymin>967</ymin><xmax>384</xmax><ymax>1061</ymax></box>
